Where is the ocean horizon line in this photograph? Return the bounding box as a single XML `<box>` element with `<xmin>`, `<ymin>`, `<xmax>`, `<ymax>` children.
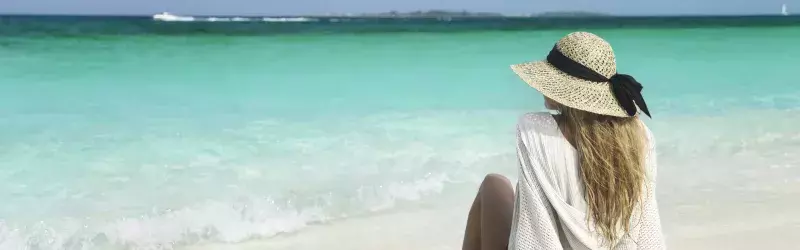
<box><xmin>2</xmin><ymin>14</ymin><xmax>799</xmax><ymax>37</ymax></box>
<box><xmin>0</xmin><ymin>13</ymin><xmax>794</xmax><ymax>19</ymax></box>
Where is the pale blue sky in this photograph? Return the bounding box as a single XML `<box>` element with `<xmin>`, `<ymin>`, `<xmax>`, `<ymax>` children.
<box><xmin>1</xmin><ymin>0</ymin><xmax>797</xmax><ymax>16</ymax></box>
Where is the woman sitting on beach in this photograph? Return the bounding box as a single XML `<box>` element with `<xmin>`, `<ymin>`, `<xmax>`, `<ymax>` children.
<box><xmin>462</xmin><ymin>32</ymin><xmax>666</xmax><ymax>250</ymax></box>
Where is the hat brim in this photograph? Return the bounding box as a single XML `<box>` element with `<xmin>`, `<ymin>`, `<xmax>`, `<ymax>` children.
<box><xmin>511</xmin><ymin>61</ymin><xmax>629</xmax><ymax>117</ymax></box>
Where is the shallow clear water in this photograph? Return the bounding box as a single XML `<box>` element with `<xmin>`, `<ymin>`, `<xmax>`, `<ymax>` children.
<box><xmin>1</xmin><ymin>20</ymin><xmax>799</xmax><ymax>249</ymax></box>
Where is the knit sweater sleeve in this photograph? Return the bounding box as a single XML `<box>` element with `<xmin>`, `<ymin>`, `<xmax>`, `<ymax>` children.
<box><xmin>632</xmin><ymin>128</ymin><xmax>666</xmax><ymax>249</ymax></box>
<box><xmin>508</xmin><ymin>123</ymin><xmax>564</xmax><ymax>250</ymax></box>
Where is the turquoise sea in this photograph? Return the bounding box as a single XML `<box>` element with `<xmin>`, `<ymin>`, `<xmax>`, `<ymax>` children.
<box><xmin>1</xmin><ymin>16</ymin><xmax>800</xmax><ymax>249</ymax></box>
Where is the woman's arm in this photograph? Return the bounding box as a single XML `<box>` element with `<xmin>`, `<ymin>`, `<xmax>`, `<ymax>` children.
<box><xmin>508</xmin><ymin>125</ymin><xmax>564</xmax><ymax>250</ymax></box>
<box><xmin>635</xmin><ymin>128</ymin><xmax>666</xmax><ymax>249</ymax></box>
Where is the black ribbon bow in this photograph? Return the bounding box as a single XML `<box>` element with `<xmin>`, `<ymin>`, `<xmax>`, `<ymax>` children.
<box><xmin>546</xmin><ymin>46</ymin><xmax>651</xmax><ymax>117</ymax></box>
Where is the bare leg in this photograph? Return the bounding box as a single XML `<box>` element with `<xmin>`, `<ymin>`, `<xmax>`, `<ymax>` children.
<box><xmin>462</xmin><ymin>174</ymin><xmax>515</xmax><ymax>250</ymax></box>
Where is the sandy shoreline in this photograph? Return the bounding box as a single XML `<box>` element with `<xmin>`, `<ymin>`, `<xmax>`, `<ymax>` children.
<box><xmin>181</xmin><ymin>208</ymin><xmax>466</xmax><ymax>250</ymax></box>
<box><xmin>671</xmin><ymin>223</ymin><xmax>800</xmax><ymax>249</ymax></box>
<box><xmin>182</xmin><ymin>201</ymin><xmax>800</xmax><ymax>250</ymax></box>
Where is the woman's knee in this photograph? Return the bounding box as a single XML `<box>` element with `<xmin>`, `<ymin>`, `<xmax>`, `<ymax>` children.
<box><xmin>480</xmin><ymin>174</ymin><xmax>515</xmax><ymax>216</ymax></box>
<box><xmin>481</xmin><ymin>174</ymin><xmax>512</xmax><ymax>192</ymax></box>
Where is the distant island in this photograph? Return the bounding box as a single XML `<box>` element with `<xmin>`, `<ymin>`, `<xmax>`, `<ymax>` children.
<box><xmin>534</xmin><ymin>11</ymin><xmax>611</xmax><ymax>18</ymax></box>
<box><xmin>356</xmin><ymin>10</ymin><xmax>504</xmax><ymax>18</ymax></box>
<box><xmin>342</xmin><ymin>10</ymin><xmax>610</xmax><ymax>18</ymax></box>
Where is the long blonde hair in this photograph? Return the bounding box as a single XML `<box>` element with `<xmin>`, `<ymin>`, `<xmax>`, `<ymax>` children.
<box><xmin>558</xmin><ymin>104</ymin><xmax>648</xmax><ymax>247</ymax></box>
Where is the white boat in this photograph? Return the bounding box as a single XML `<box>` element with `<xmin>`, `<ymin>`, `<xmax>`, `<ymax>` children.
<box><xmin>152</xmin><ymin>12</ymin><xmax>194</xmax><ymax>22</ymax></box>
<box><xmin>782</xmin><ymin>4</ymin><xmax>789</xmax><ymax>16</ymax></box>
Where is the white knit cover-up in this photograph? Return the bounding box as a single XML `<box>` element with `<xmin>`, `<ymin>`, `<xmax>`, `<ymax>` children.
<box><xmin>509</xmin><ymin>112</ymin><xmax>666</xmax><ymax>250</ymax></box>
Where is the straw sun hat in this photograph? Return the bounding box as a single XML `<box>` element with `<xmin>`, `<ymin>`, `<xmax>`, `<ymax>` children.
<box><xmin>511</xmin><ymin>32</ymin><xmax>651</xmax><ymax>118</ymax></box>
